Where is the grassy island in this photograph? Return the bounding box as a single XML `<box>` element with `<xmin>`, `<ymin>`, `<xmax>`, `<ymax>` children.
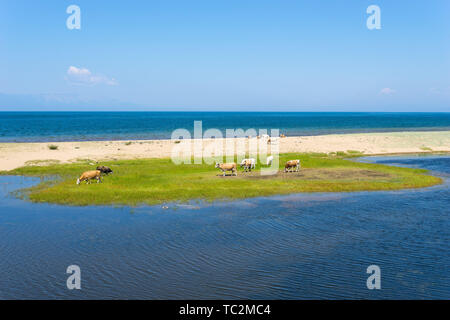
<box><xmin>0</xmin><ymin>152</ymin><xmax>442</xmax><ymax>206</ymax></box>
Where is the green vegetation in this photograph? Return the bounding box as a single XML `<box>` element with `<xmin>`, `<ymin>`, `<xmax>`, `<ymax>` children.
<box><xmin>0</xmin><ymin>152</ymin><xmax>442</xmax><ymax>206</ymax></box>
<box><xmin>47</xmin><ymin>145</ymin><xmax>59</xmax><ymax>150</ymax></box>
<box><xmin>347</xmin><ymin>150</ymin><xmax>364</xmax><ymax>155</ymax></box>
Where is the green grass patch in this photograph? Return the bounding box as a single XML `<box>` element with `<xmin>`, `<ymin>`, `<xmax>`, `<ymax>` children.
<box><xmin>0</xmin><ymin>153</ymin><xmax>442</xmax><ymax>206</ymax></box>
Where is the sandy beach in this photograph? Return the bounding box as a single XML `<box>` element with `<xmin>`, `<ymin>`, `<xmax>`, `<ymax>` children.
<box><xmin>0</xmin><ymin>131</ymin><xmax>449</xmax><ymax>171</ymax></box>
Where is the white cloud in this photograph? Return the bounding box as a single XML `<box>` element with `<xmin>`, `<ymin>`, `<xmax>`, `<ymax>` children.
<box><xmin>379</xmin><ymin>88</ymin><xmax>396</xmax><ymax>95</ymax></box>
<box><xmin>66</xmin><ymin>66</ymin><xmax>117</xmax><ymax>86</ymax></box>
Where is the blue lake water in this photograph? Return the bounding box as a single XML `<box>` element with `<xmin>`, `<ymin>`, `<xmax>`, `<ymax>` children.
<box><xmin>0</xmin><ymin>155</ymin><xmax>449</xmax><ymax>299</ymax></box>
<box><xmin>0</xmin><ymin>112</ymin><xmax>449</xmax><ymax>142</ymax></box>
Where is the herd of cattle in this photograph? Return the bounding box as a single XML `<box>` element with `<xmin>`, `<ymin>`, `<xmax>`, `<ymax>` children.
<box><xmin>76</xmin><ymin>160</ymin><xmax>301</xmax><ymax>184</ymax></box>
<box><xmin>215</xmin><ymin>158</ymin><xmax>300</xmax><ymax>176</ymax></box>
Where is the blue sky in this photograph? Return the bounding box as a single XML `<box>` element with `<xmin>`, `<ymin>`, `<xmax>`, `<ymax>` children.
<box><xmin>0</xmin><ymin>0</ymin><xmax>449</xmax><ymax>111</ymax></box>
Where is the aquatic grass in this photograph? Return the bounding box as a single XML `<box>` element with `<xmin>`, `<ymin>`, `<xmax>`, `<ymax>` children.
<box><xmin>0</xmin><ymin>153</ymin><xmax>442</xmax><ymax>206</ymax></box>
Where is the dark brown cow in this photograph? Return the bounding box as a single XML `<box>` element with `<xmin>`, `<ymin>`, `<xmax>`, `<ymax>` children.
<box><xmin>96</xmin><ymin>166</ymin><xmax>113</xmax><ymax>175</ymax></box>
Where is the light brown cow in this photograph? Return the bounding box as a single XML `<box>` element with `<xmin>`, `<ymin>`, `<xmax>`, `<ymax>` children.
<box><xmin>76</xmin><ymin>170</ymin><xmax>102</xmax><ymax>185</ymax></box>
<box><xmin>284</xmin><ymin>160</ymin><xmax>300</xmax><ymax>173</ymax></box>
<box><xmin>215</xmin><ymin>163</ymin><xmax>237</xmax><ymax>176</ymax></box>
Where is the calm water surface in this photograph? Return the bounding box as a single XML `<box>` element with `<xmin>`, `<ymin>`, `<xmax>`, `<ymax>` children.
<box><xmin>1</xmin><ymin>112</ymin><xmax>449</xmax><ymax>142</ymax></box>
<box><xmin>0</xmin><ymin>155</ymin><xmax>449</xmax><ymax>299</ymax></box>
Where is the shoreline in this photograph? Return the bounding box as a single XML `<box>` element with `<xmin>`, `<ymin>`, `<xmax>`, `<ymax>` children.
<box><xmin>0</xmin><ymin>130</ymin><xmax>449</xmax><ymax>171</ymax></box>
<box><xmin>1</xmin><ymin>126</ymin><xmax>450</xmax><ymax>144</ymax></box>
<box><xmin>2</xmin><ymin>153</ymin><xmax>443</xmax><ymax>206</ymax></box>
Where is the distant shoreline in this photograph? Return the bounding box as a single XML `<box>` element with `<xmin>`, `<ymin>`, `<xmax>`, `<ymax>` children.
<box><xmin>0</xmin><ymin>130</ymin><xmax>449</xmax><ymax>171</ymax></box>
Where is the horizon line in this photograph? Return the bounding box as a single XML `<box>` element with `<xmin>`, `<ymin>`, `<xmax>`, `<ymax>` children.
<box><xmin>0</xmin><ymin>110</ymin><xmax>449</xmax><ymax>113</ymax></box>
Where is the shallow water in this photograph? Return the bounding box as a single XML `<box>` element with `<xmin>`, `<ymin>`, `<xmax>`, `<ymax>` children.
<box><xmin>0</xmin><ymin>156</ymin><xmax>449</xmax><ymax>299</ymax></box>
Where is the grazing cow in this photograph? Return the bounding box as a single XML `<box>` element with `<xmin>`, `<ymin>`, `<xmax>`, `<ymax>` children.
<box><xmin>240</xmin><ymin>158</ymin><xmax>256</xmax><ymax>172</ymax></box>
<box><xmin>266</xmin><ymin>155</ymin><xmax>274</xmax><ymax>166</ymax></box>
<box><xmin>284</xmin><ymin>160</ymin><xmax>301</xmax><ymax>173</ymax></box>
<box><xmin>96</xmin><ymin>165</ymin><xmax>113</xmax><ymax>175</ymax></box>
<box><xmin>76</xmin><ymin>170</ymin><xmax>102</xmax><ymax>185</ymax></box>
<box><xmin>215</xmin><ymin>163</ymin><xmax>237</xmax><ymax>176</ymax></box>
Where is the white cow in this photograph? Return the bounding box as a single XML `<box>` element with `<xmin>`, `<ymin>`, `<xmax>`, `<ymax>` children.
<box><xmin>266</xmin><ymin>155</ymin><xmax>274</xmax><ymax>166</ymax></box>
<box><xmin>240</xmin><ymin>158</ymin><xmax>256</xmax><ymax>171</ymax></box>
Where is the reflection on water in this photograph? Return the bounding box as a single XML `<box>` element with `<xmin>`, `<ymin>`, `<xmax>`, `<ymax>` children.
<box><xmin>0</xmin><ymin>156</ymin><xmax>449</xmax><ymax>299</ymax></box>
